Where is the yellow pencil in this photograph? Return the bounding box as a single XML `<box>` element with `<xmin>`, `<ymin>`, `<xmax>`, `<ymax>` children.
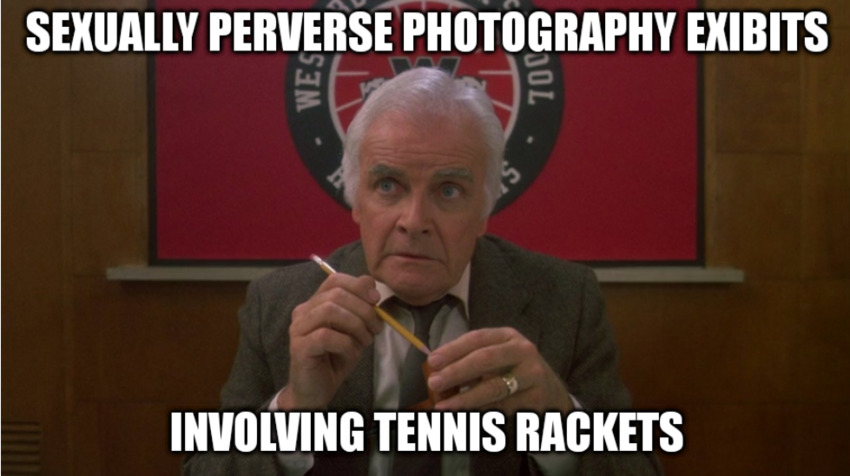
<box><xmin>310</xmin><ymin>254</ymin><xmax>431</xmax><ymax>355</ymax></box>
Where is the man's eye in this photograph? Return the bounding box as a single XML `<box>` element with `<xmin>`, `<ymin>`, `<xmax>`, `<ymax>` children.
<box><xmin>377</xmin><ymin>179</ymin><xmax>396</xmax><ymax>193</ymax></box>
<box><xmin>440</xmin><ymin>184</ymin><xmax>462</xmax><ymax>199</ymax></box>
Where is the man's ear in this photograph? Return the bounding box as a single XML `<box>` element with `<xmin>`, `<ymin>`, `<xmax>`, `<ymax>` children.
<box><xmin>477</xmin><ymin>217</ymin><xmax>488</xmax><ymax>237</ymax></box>
<box><xmin>352</xmin><ymin>202</ymin><xmax>361</xmax><ymax>224</ymax></box>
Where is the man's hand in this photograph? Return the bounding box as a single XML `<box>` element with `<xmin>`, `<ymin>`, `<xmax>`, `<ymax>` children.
<box><xmin>277</xmin><ymin>273</ymin><xmax>383</xmax><ymax>410</ymax></box>
<box><xmin>425</xmin><ymin>327</ymin><xmax>574</xmax><ymax>414</ymax></box>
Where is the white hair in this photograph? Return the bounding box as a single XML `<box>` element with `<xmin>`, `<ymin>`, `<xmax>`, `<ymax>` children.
<box><xmin>341</xmin><ymin>67</ymin><xmax>504</xmax><ymax>215</ymax></box>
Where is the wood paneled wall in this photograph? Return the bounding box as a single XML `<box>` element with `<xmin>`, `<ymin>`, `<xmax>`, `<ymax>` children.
<box><xmin>2</xmin><ymin>1</ymin><xmax>848</xmax><ymax>474</ymax></box>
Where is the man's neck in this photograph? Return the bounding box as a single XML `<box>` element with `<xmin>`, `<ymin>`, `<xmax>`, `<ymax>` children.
<box><xmin>374</xmin><ymin>263</ymin><xmax>471</xmax><ymax>317</ymax></box>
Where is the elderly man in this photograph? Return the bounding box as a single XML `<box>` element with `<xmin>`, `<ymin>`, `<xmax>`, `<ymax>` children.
<box><xmin>184</xmin><ymin>67</ymin><xmax>660</xmax><ymax>475</ymax></box>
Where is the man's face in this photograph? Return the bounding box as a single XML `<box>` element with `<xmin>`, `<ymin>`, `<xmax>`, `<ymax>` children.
<box><xmin>352</xmin><ymin>110</ymin><xmax>489</xmax><ymax>305</ymax></box>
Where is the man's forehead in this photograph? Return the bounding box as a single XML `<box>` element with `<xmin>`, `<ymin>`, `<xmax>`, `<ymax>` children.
<box><xmin>363</xmin><ymin>109</ymin><xmax>485</xmax><ymax>151</ymax></box>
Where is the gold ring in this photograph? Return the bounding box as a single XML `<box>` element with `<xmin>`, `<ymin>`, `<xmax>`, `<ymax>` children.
<box><xmin>501</xmin><ymin>372</ymin><xmax>519</xmax><ymax>397</ymax></box>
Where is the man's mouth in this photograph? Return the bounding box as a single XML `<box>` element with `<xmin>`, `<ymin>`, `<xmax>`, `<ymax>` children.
<box><xmin>397</xmin><ymin>253</ymin><xmax>428</xmax><ymax>259</ymax></box>
<box><xmin>390</xmin><ymin>252</ymin><xmax>433</xmax><ymax>261</ymax></box>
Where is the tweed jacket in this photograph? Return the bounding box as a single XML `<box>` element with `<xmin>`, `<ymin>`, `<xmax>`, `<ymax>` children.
<box><xmin>183</xmin><ymin>235</ymin><xmax>661</xmax><ymax>475</ymax></box>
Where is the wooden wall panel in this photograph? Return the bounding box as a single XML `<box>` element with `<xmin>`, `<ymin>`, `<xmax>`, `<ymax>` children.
<box><xmin>605</xmin><ymin>283</ymin><xmax>800</xmax><ymax>406</ymax></box>
<box><xmin>1</xmin><ymin>1</ymin><xmax>848</xmax><ymax>475</ymax></box>
<box><xmin>792</xmin><ymin>281</ymin><xmax>850</xmax><ymax>402</ymax></box>
<box><xmin>68</xmin><ymin>402</ymin><xmax>104</xmax><ymax>475</ymax></box>
<box><xmin>801</xmin><ymin>154</ymin><xmax>850</xmax><ymax>278</ymax></box>
<box><xmin>710</xmin><ymin>153</ymin><xmax>803</xmax><ymax>279</ymax></box>
<box><xmin>805</xmin><ymin>28</ymin><xmax>850</xmax><ymax>155</ymax></box>
<box><xmin>789</xmin><ymin>404</ymin><xmax>850</xmax><ymax>474</ymax></box>
<box><xmin>71</xmin><ymin>153</ymin><xmax>147</xmax><ymax>274</ymax></box>
<box><xmin>1</xmin><ymin>1</ymin><xmax>70</xmax><ymax>474</ymax></box>
<box><xmin>98</xmin><ymin>403</ymin><xmax>183</xmax><ymax>475</ymax></box>
<box><xmin>659</xmin><ymin>403</ymin><xmax>796</xmax><ymax>476</ymax></box>
<box><xmin>716</xmin><ymin>53</ymin><xmax>802</xmax><ymax>154</ymax></box>
<box><xmin>70</xmin><ymin>54</ymin><xmax>145</xmax><ymax>154</ymax></box>
<box><xmin>71</xmin><ymin>278</ymin><xmax>243</xmax><ymax>404</ymax></box>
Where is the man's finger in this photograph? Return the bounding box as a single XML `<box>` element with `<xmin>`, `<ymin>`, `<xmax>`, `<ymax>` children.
<box><xmin>294</xmin><ymin>289</ymin><xmax>381</xmax><ymax>335</ymax></box>
<box><xmin>428</xmin><ymin>328</ymin><xmax>532</xmax><ymax>393</ymax></box>
<box><xmin>427</xmin><ymin>327</ymin><xmax>516</xmax><ymax>370</ymax></box>
<box><xmin>315</xmin><ymin>273</ymin><xmax>380</xmax><ymax>306</ymax></box>
<box><xmin>434</xmin><ymin>373</ymin><xmax>522</xmax><ymax>410</ymax></box>
<box><xmin>295</xmin><ymin>327</ymin><xmax>363</xmax><ymax>361</ymax></box>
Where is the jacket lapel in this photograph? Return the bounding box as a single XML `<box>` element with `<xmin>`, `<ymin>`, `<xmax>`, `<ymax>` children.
<box><xmin>315</xmin><ymin>243</ymin><xmax>374</xmax><ymax>475</ymax></box>
<box><xmin>328</xmin><ymin>242</ymin><xmax>374</xmax><ymax>412</ymax></box>
<box><xmin>468</xmin><ymin>238</ymin><xmax>538</xmax><ymax>340</ymax></box>
<box><xmin>468</xmin><ymin>238</ymin><xmax>537</xmax><ymax>476</ymax></box>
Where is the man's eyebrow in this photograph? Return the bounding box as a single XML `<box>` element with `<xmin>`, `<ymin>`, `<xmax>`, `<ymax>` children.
<box><xmin>434</xmin><ymin>168</ymin><xmax>474</xmax><ymax>182</ymax></box>
<box><xmin>367</xmin><ymin>164</ymin><xmax>405</xmax><ymax>178</ymax></box>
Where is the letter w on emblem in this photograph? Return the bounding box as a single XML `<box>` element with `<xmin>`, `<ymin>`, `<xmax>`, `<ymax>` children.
<box><xmin>389</xmin><ymin>57</ymin><xmax>460</xmax><ymax>77</ymax></box>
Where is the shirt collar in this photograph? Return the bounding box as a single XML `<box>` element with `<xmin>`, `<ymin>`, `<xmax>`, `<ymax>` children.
<box><xmin>375</xmin><ymin>263</ymin><xmax>471</xmax><ymax>318</ymax></box>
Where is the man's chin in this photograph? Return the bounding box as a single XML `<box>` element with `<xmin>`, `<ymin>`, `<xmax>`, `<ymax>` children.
<box><xmin>378</xmin><ymin>265</ymin><xmax>447</xmax><ymax>305</ymax></box>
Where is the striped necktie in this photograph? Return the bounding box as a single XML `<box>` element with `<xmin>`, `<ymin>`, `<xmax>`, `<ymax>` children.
<box><xmin>392</xmin><ymin>295</ymin><xmax>453</xmax><ymax>476</ymax></box>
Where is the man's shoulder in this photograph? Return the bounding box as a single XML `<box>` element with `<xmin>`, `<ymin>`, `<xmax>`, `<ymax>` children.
<box><xmin>250</xmin><ymin>241</ymin><xmax>364</xmax><ymax>296</ymax></box>
<box><xmin>477</xmin><ymin>234</ymin><xmax>593</xmax><ymax>282</ymax></box>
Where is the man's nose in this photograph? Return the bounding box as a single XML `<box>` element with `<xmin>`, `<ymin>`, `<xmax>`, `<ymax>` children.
<box><xmin>396</xmin><ymin>194</ymin><xmax>431</xmax><ymax>235</ymax></box>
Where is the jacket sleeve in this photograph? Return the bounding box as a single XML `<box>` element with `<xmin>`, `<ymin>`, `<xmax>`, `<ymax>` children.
<box><xmin>569</xmin><ymin>268</ymin><xmax>663</xmax><ymax>476</ymax></box>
